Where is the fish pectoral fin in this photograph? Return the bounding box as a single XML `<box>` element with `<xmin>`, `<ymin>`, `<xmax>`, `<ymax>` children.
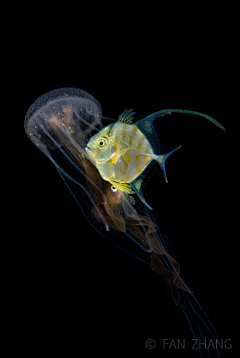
<box><xmin>112</xmin><ymin>147</ymin><xmax>129</xmax><ymax>165</ymax></box>
<box><xmin>111</xmin><ymin>154</ymin><xmax>118</xmax><ymax>165</ymax></box>
<box><xmin>118</xmin><ymin>142</ymin><xmax>129</xmax><ymax>155</ymax></box>
<box><xmin>110</xmin><ymin>180</ymin><xmax>134</xmax><ymax>194</ymax></box>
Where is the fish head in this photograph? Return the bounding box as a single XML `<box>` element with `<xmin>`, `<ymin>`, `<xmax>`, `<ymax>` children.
<box><xmin>85</xmin><ymin>125</ymin><xmax>116</xmax><ymax>164</ymax></box>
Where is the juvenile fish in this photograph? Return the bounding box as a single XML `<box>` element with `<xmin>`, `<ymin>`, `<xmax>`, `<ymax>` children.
<box><xmin>85</xmin><ymin>109</ymin><xmax>225</xmax><ymax>209</ymax></box>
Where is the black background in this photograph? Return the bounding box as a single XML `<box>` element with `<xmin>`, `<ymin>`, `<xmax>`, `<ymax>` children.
<box><xmin>12</xmin><ymin>26</ymin><xmax>236</xmax><ymax>357</ymax></box>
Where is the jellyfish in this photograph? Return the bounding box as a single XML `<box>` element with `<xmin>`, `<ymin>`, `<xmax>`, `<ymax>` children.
<box><xmin>24</xmin><ymin>88</ymin><xmax>224</xmax><ymax>357</ymax></box>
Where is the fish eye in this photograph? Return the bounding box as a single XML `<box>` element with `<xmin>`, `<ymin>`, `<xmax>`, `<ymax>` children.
<box><xmin>111</xmin><ymin>185</ymin><xmax>118</xmax><ymax>192</ymax></box>
<box><xmin>97</xmin><ymin>137</ymin><xmax>108</xmax><ymax>149</ymax></box>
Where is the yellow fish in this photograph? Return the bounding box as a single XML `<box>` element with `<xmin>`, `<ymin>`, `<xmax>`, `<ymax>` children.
<box><xmin>85</xmin><ymin>109</ymin><xmax>225</xmax><ymax>209</ymax></box>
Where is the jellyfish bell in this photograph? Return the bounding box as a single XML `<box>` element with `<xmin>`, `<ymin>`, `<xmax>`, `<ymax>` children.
<box><xmin>24</xmin><ymin>88</ymin><xmax>111</xmax><ymax>231</ymax></box>
<box><xmin>24</xmin><ymin>87</ymin><xmax>102</xmax><ymax>154</ymax></box>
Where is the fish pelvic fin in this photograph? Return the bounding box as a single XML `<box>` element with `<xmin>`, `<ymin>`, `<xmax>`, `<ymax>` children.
<box><xmin>110</xmin><ymin>180</ymin><xmax>134</xmax><ymax>194</ymax></box>
<box><xmin>157</xmin><ymin>145</ymin><xmax>182</xmax><ymax>183</ymax></box>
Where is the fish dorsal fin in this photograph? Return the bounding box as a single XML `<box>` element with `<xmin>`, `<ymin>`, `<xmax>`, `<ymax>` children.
<box><xmin>141</xmin><ymin>109</ymin><xmax>226</xmax><ymax>132</ymax></box>
<box><xmin>131</xmin><ymin>175</ymin><xmax>153</xmax><ymax>211</ymax></box>
<box><xmin>118</xmin><ymin>109</ymin><xmax>135</xmax><ymax>124</ymax></box>
<box><xmin>136</xmin><ymin>115</ymin><xmax>160</xmax><ymax>154</ymax></box>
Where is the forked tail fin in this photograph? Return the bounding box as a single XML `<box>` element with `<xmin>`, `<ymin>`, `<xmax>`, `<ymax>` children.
<box><xmin>157</xmin><ymin>145</ymin><xmax>182</xmax><ymax>183</ymax></box>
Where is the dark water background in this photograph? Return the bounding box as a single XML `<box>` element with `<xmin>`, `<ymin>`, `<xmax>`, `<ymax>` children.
<box><xmin>13</xmin><ymin>53</ymin><xmax>235</xmax><ymax>358</ymax></box>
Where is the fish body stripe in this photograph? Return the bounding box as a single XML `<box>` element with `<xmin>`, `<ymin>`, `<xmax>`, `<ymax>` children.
<box><xmin>114</xmin><ymin>123</ymin><xmax>153</xmax><ymax>154</ymax></box>
<box><xmin>112</xmin><ymin>123</ymin><xmax>154</xmax><ymax>183</ymax></box>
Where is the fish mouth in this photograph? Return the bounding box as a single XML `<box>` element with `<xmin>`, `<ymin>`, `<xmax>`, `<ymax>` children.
<box><xmin>85</xmin><ymin>145</ymin><xmax>108</xmax><ymax>164</ymax></box>
<box><xmin>85</xmin><ymin>146</ymin><xmax>95</xmax><ymax>158</ymax></box>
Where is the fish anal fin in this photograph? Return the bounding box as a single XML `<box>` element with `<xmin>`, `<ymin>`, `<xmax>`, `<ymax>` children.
<box><xmin>131</xmin><ymin>176</ymin><xmax>153</xmax><ymax>210</ymax></box>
